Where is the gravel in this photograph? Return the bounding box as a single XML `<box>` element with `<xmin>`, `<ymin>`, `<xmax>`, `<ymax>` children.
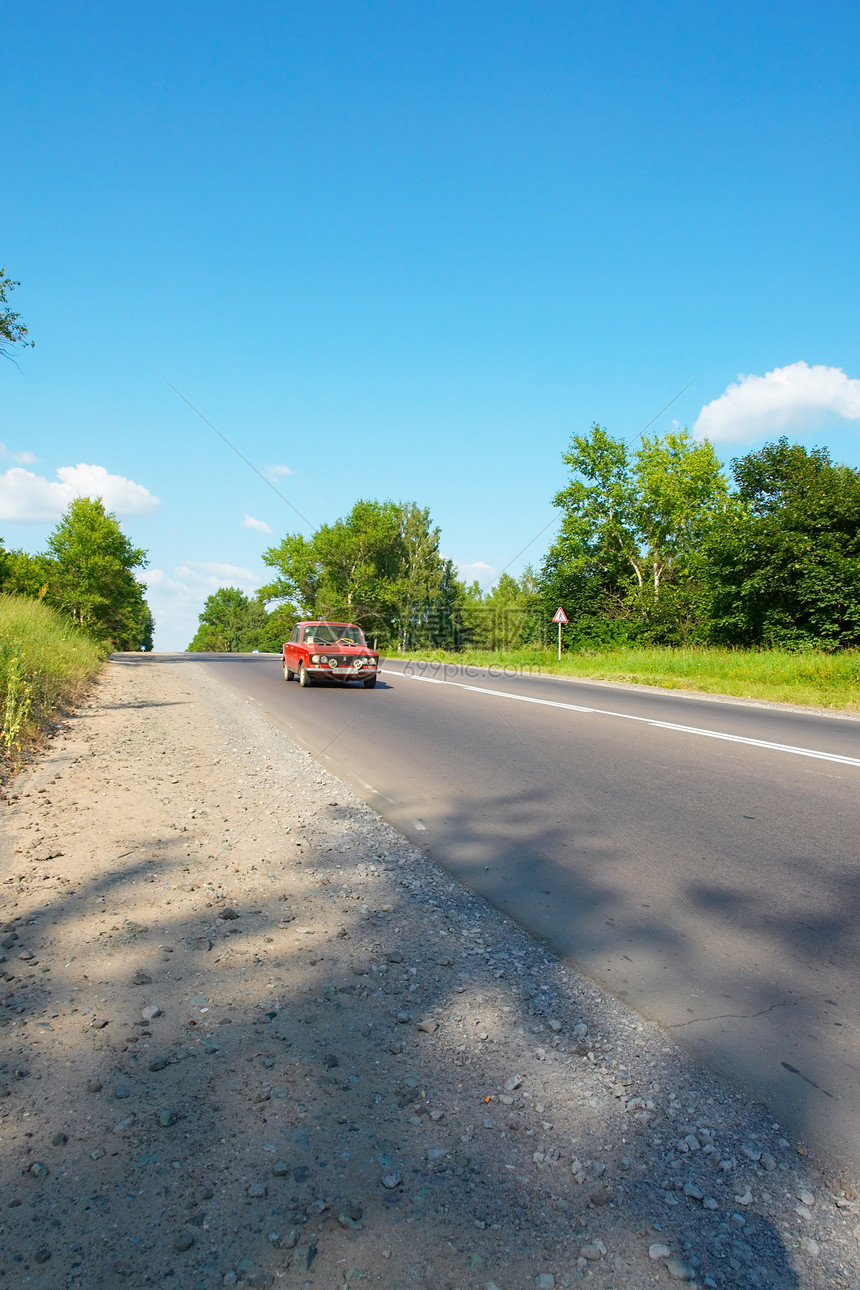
<box><xmin>0</xmin><ymin>654</ymin><xmax>858</xmax><ymax>1289</ymax></box>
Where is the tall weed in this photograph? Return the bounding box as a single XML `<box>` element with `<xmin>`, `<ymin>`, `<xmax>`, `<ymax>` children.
<box><xmin>0</xmin><ymin>594</ymin><xmax>106</xmax><ymax>761</ymax></box>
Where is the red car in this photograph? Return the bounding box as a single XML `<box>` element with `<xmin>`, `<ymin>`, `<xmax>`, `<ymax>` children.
<box><xmin>283</xmin><ymin>621</ymin><xmax>380</xmax><ymax>688</ymax></box>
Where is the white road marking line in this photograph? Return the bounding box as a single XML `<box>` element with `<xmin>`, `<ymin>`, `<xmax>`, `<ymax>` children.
<box><xmin>380</xmin><ymin>668</ymin><xmax>860</xmax><ymax>769</ymax></box>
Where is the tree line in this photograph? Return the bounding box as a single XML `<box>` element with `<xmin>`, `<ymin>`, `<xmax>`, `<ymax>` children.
<box><xmin>191</xmin><ymin>427</ymin><xmax>860</xmax><ymax>654</ymax></box>
<box><xmin>543</xmin><ymin>427</ymin><xmax>860</xmax><ymax>649</ymax></box>
<box><xmin>0</xmin><ymin>498</ymin><xmax>154</xmax><ymax>650</ymax></box>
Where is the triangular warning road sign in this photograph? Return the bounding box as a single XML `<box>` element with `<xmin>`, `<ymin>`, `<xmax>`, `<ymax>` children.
<box><xmin>552</xmin><ymin>607</ymin><xmax>568</xmax><ymax>624</ymax></box>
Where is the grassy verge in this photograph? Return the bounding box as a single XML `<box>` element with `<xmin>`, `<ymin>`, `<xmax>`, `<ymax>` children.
<box><xmin>386</xmin><ymin>644</ymin><xmax>860</xmax><ymax>711</ymax></box>
<box><xmin>0</xmin><ymin>594</ymin><xmax>106</xmax><ymax>764</ymax></box>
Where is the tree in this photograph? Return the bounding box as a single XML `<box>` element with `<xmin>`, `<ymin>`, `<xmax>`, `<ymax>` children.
<box><xmin>0</xmin><ymin>268</ymin><xmax>34</xmax><ymax>359</ymax></box>
<box><xmin>262</xmin><ymin>500</ymin><xmax>403</xmax><ymax>633</ymax></box>
<box><xmin>187</xmin><ymin>587</ymin><xmax>272</xmax><ymax>652</ymax></box>
<box><xmin>543</xmin><ymin>423</ymin><xmax>728</xmax><ymax>641</ymax></box>
<box><xmin>393</xmin><ymin>503</ymin><xmax>465</xmax><ymax>650</ymax></box>
<box><xmin>253</xmin><ymin>600</ymin><xmax>299</xmax><ymax>653</ymax></box>
<box><xmin>262</xmin><ymin>499</ymin><xmax>465</xmax><ymax>648</ymax></box>
<box><xmin>461</xmin><ymin>568</ymin><xmax>544</xmax><ymax>650</ymax></box>
<box><xmin>0</xmin><ymin>548</ymin><xmax>56</xmax><ymax>599</ymax></box>
<box><xmin>703</xmin><ymin>439</ymin><xmax>860</xmax><ymax>648</ymax></box>
<box><xmin>45</xmin><ymin>498</ymin><xmax>152</xmax><ymax>648</ymax></box>
<box><xmin>543</xmin><ymin>424</ymin><xmax>637</xmax><ymax>630</ymax></box>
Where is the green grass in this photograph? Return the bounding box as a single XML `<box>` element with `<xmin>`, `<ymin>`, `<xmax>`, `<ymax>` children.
<box><xmin>0</xmin><ymin>594</ymin><xmax>106</xmax><ymax>761</ymax></box>
<box><xmin>387</xmin><ymin>644</ymin><xmax>860</xmax><ymax>711</ymax></box>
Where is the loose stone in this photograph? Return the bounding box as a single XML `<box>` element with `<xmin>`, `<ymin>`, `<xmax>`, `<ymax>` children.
<box><xmin>338</xmin><ymin>1211</ymin><xmax>364</xmax><ymax>1230</ymax></box>
<box><xmin>293</xmin><ymin>1243</ymin><xmax>317</xmax><ymax>1270</ymax></box>
<box><xmin>666</xmin><ymin>1254</ymin><xmax>695</xmax><ymax>1280</ymax></box>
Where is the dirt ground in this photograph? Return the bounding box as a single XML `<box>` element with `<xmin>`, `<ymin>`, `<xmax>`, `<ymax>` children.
<box><xmin>1</xmin><ymin>655</ymin><xmax>859</xmax><ymax>1290</ymax></box>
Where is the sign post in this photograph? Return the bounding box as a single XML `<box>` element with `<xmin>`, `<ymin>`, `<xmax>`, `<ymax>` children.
<box><xmin>552</xmin><ymin>606</ymin><xmax>568</xmax><ymax>661</ymax></box>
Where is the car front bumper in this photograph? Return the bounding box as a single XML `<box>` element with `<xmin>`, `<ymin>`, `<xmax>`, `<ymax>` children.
<box><xmin>306</xmin><ymin>663</ymin><xmax>378</xmax><ymax>678</ymax></box>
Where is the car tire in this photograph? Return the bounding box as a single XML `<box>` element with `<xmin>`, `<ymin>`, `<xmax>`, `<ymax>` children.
<box><xmin>363</xmin><ymin>675</ymin><xmax>377</xmax><ymax>689</ymax></box>
<box><xmin>283</xmin><ymin>659</ymin><xmax>295</xmax><ymax>681</ymax></box>
<box><xmin>298</xmin><ymin>663</ymin><xmax>313</xmax><ymax>688</ymax></box>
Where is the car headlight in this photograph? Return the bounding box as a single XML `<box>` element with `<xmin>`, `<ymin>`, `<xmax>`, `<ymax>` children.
<box><xmin>329</xmin><ymin>659</ymin><xmax>337</xmax><ymax>668</ymax></box>
<box><xmin>311</xmin><ymin>654</ymin><xmax>320</xmax><ymax>663</ymax></box>
<box><xmin>353</xmin><ymin>657</ymin><xmax>362</xmax><ymax>668</ymax></box>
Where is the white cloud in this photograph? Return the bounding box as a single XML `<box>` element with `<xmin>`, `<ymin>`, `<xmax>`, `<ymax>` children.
<box><xmin>242</xmin><ymin>513</ymin><xmax>272</xmax><ymax>533</ymax></box>
<box><xmin>0</xmin><ymin>463</ymin><xmax>160</xmax><ymax>522</ymax></box>
<box><xmin>266</xmin><ymin>463</ymin><xmax>293</xmax><ymax>480</ymax></box>
<box><xmin>694</xmin><ymin>362</ymin><xmax>860</xmax><ymax>445</ymax></box>
<box><xmin>145</xmin><ymin>561</ymin><xmax>262</xmax><ymax>601</ymax></box>
<box><xmin>456</xmin><ymin>560</ymin><xmax>495</xmax><ymax>585</ymax></box>
<box><xmin>0</xmin><ymin>443</ymin><xmax>37</xmax><ymax>465</ymax></box>
<box><xmin>144</xmin><ymin>561</ymin><xmax>266</xmax><ymax>651</ymax></box>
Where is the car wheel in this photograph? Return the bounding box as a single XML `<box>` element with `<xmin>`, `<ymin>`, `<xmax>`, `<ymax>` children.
<box><xmin>283</xmin><ymin>659</ymin><xmax>295</xmax><ymax>681</ymax></box>
<box><xmin>299</xmin><ymin>663</ymin><xmax>313</xmax><ymax>688</ymax></box>
<box><xmin>363</xmin><ymin>675</ymin><xmax>377</xmax><ymax>689</ymax></box>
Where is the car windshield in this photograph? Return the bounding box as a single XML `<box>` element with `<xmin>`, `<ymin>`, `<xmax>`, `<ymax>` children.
<box><xmin>303</xmin><ymin>624</ymin><xmax>366</xmax><ymax>646</ymax></box>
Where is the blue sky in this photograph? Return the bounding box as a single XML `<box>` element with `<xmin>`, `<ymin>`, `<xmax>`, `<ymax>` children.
<box><xmin>3</xmin><ymin>0</ymin><xmax>860</xmax><ymax>647</ymax></box>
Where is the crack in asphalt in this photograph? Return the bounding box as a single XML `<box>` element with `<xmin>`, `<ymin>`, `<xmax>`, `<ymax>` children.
<box><xmin>668</xmin><ymin>998</ymin><xmax>837</xmax><ymax>1094</ymax></box>
<box><xmin>669</xmin><ymin>997</ymin><xmax>801</xmax><ymax>1028</ymax></box>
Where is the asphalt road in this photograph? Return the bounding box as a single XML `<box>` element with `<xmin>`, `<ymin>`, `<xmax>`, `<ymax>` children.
<box><xmin>174</xmin><ymin>652</ymin><xmax>860</xmax><ymax>1170</ymax></box>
